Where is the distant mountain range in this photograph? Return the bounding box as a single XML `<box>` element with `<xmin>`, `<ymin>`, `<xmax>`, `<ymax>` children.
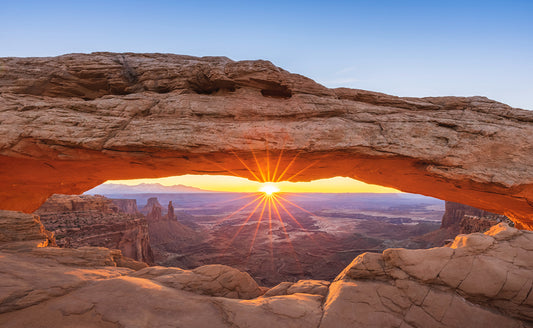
<box><xmin>85</xmin><ymin>183</ymin><xmax>213</xmax><ymax>194</ymax></box>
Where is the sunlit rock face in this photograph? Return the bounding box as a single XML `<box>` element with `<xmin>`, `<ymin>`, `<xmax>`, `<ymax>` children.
<box><xmin>2</xmin><ymin>210</ymin><xmax>533</xmax><ymax>327</ymax></box>
<box><xmin>325</xmin><ymin>223</ymin><xmax>533</xmax><ymax>327</ymax></box>
<box><xmin>34</xmin><ymin>194</ymin><xmax>154</xmax><ymax>264</ymax></box>
<box><xmin>0</xmin><ymin>53</ymin><xmax>532</xmax><ymax>226</ymax></box>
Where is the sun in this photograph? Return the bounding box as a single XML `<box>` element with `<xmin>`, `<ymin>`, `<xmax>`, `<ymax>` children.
<box><xmin>259</xmin><ymin>183</ymin><xmax>280</xmax><ymax>196</ymax></box>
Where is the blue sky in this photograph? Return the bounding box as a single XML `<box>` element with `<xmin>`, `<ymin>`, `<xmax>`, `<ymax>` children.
<box><xmin>1</xmin><ymin>0</ymin><xmax>532</xmax><ymax>109</ymax></box>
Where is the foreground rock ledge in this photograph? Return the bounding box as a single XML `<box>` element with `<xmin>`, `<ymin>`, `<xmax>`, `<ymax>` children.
<box><xmin>1</xmin><ymin>210</ymin><xmax>532</xmax><ymax>327</ymax></box>
<box><xmin>0</xmin><ymin>53</ymin><xmax>532</xmax><ymax>226</ymax></box>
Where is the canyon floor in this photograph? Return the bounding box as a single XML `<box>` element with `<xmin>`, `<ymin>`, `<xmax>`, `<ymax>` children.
<box><xmin>88</xmin><ymin>192</ymin><xmax>445</xmax><ymax>286</ymax></box>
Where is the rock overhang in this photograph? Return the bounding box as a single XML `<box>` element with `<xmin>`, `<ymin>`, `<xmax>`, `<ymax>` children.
<box><xmin>0</xmin><ymin>52</ymin><xmax>532</xmax><ymax>227</ymax></box>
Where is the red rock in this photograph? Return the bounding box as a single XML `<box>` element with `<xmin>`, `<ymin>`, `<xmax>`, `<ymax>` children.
<box><xmin>111</xmin><ymin>198</ymin><xmax>139</xmax><ymax>215</ymax></box>
<box><xmin>0</xmin><ymin>210</ymin><xmax>55</xmax><ymax>248</ymax></box>
<box><xmin>459</xmin><ymin>215</ymin><xmax>503</xmax><ymax>234</ymax></box>
<box><xmin>0</xmin><ymin>53</ymin><xmax>531</xmax><ymax>228</ymax></box>
<box><xmin>168</xmin><ymin>201</ymin><xmax>176</xmax><ymax>221</ymax></box>
<box><xmin>441</xmin><ymin>201</ymin><xmax>502</xmax><ymax>229</ymax></box>
<box><xmin>35</xmin><ymin>194</ymin><xmax>154</xmax><ymax>264</ymax></box>
<box><xmin>142</xmin><ymin>197</ymin><xmax>205</xmax><ymax>259</ymax></box>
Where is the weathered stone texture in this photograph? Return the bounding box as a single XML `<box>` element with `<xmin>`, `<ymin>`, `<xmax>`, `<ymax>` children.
<box><xmin>3</xmin><ymin>208</ymin><xmax>533</xmax><ymax>327</ymax></box>
<box><xmin>0</xmin><ymin>53</ymin><xmax>531</xmax><ymax>227</ymax></box>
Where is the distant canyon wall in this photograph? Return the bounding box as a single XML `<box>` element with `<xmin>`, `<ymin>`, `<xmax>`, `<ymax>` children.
<box><xmin>441</xmin><ymin>201</ymin><xmax>510</xmax><ymax>233</ymax></box>
<box><xmin>111</xmin><ymin>198</ymin><xmax>139</xmax><ymax>215</ymax></box>
<box><xmin>35</xmin><ymin>194</ymin><xmax>154</xmax><ymax>264</ymax></box>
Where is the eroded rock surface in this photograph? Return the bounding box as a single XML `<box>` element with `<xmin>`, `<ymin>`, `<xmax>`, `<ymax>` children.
<box><xmin>0</xmin><ymin>210</ymin><xmax>54</xmax><ymax>248</ymax></box>
<box><xmin>413</xmin><ymin>201</ymin><xmax>511</xmax><ymax>247</ymax></box>
<box><xmin>131</xmin><ymin>264</ymin><xmax>264</xmax><ymax>299</ymax></box>
<box><xmin>111</xmin><ymin>198</ymin><xmax>139</xmax><ymax>215</ymax></box>
<box><xmin>35</xmin><ymin>194</ymin><xmax>154</xmax><ymax>264</ymax></box>
<box><xmin>326</xmin><ymin>223</ymin><xmax>533</xmax><ymax>327</ymax></box>
<box><xmin>2</xmin><ymin>210</ymin><xmax>533</xmax><ymax>327</ymax></box>
<box><xmin>0</xmin><ymin>53</ymin><xmax>532</xmax><ymax>226</ymax></box>
<box><xmin>441</xmin><ymin>201</ymin><xmax>508</xmax><ymax>229</ymax></box>
<box><xmin>263</xmin><ymin>279</ymin><xmax>330</xmax><ymax>297</ymax></box>
<box><xmin>142</xmin><ymin>196</ymin><xmax>206</xmax><ymax>264</ymax></box>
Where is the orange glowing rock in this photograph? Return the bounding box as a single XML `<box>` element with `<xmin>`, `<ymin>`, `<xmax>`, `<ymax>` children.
<box><xmin>0</xmin><ymin>53</ymin><xmax>531</xmax><ymax>228</ymax></box>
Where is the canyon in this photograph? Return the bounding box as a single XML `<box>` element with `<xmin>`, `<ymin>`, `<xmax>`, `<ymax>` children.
<box><xmin>34</xmin><ymin>192</ymin><xmax>446</xmax><ymax>286</ymax></box>
<box><xmin>1</xmin><ymin>207</ymin><xmax>533</xmax><ymax>327</ymax></box>
<box><xmin>0</xmin><ymin>53</ymin><xmax>532</xmax><ymax>327</ymax></box>
<box><xmin>35</xmin><ymin>194</ymin><xmax>153</xmax><ymax>264</ymax></box>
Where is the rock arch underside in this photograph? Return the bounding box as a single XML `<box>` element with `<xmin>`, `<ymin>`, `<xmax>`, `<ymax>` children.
<box><xmin>2</xmin><ymin>53</ymin><xmax>533</xmax><ymax>327</ymax></box>
<box><xmin>1</xmin><ymin>52</ymin><xmax>532</xmax><ymax>227</ymax></box>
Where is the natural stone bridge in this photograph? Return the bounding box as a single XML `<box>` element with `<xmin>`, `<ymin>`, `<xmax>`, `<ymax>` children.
<box><xmin>1</xmin><ymin>53</ymin><xmax>532</xmax><ymax>227</ymax></box>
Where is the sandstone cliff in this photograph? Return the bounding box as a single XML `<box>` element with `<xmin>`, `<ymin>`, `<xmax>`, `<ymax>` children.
<box><xmin>111</xmin><ymin>198</ymin><xmax>139</xmax><ymax>215</ymax></box>
<box><xmin>141</xmin><ymin>197</ymin><xmax>206</xmax><ymax>264</ymax></box>
<box><xmin>2</xmin><ymin>209</ymin><xmax>533</xmax><ymax>327</ymax></box>
<box><xmin>0</xmin><ymin>53</ymin><xmax>531</xmax><ymax>227</ymax></box>
<box><xmin>459</xmin><ymin>215</ymin><xmax>501</xmax><ymax>234</ymax></box>
<box><xmin>412</xmin><ymin>201</ymin><xmax>510</xmax><ymax>247</ymax></box>
<box><xmin>141</xmin><ymin>197</ymin><xmax>165</xmax><ymax>218</ymax></box>
<box><xmin>35</xmin><ymin>194</ymin><xmax>154</xmax><ymax>264</ymax></box>
<box><xmin>441</xmin><ymin>201</ymin><xmax>506</xmax><ymax>229</ymax></box>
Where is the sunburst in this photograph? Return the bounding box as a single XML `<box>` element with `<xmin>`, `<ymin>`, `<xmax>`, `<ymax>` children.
<box><xmin>214</xmin><ymin>144</ymin><xmax>325</xmax><ymax>272</ymax></box>
<box><xmin>259</xmin><ymin>183</ymin><xmax>279</xmax><ymax>196</ymax></box>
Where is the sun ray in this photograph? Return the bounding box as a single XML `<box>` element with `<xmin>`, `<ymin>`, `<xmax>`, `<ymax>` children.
<box><xmin>266</xmin><ymin>144</ymin><xmax>270</xmax><ymax>182</ymax></box>
<box><xmin>231</xmin><ymin>151</ymin><xmax>263</xmax><ymax>182</ymax></box>
<box><xmin>251</xmin><ymin>149</ymin><xmax>267</xmax><ymax>182</ymax></box>
<box><xmin>275</xmin><ymin>151</ymin><xmax>301</xmax><ymax>182</ymax></box>
<box><xmin>206</xmin><ymin>192</ymin><xmax>261</xmax><ymax>207</ymax></box>
<box><xmin>215</xmin><ymin>193</ymin><xmax>263</xmax><ymax>225</ymax></box>
<box><xmin>285</xmin><ymin>159</ymin><xmax>321</xmax><ymax>182</ymax></box>
<box><xmin>268</xmin><ymin>197</ymin><xmax>274</xmax><ymax>271</ymax></box>
<box><xmin>200</xmin><ymin>156</ymin><xmax>244</xmax><ymax>179</ymax></box>
<box><xmin>276</xmin><ymin>194</ymin><xmax>328</xmax><ymax>222</ymax></box>
<box><xmin>271</xmin><ymin>195</ymin><xmax>314</xmax><ymax>240</ymax></box>
<box><xmin>248</xmin><ymin>196</ymin><xmax>268</xmax><ymax>255</ymax></box>
<box><xmin>272</xmin><ymin>199</ymin><xmax>296</xmax><ymax>247</ymax></box>
<box><xmin>205</xmin><ymin>144</ymin><xmax>332</xmax><ymax>274</ymax></box>
<box><xmin>271</xmin><ymin>199</ymin><xmax>303</xmax><ymax>272</ymax></box>
<box><xmin>271</xmin><ymin>146</ymin><xmax>285</xmax><ymax>182</ymax></box>
<box><xmin>223</xmin><ymin>195</ymin><xmax>267</xmax><ymax>251</ymax></box>
<box><xmin>267</xmin><ymin>197</ymin><xmax>273</xmax><ymax>234</ymax></box>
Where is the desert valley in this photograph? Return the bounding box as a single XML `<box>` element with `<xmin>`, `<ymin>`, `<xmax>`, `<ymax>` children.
<box><xmin>33</xmin><ymin>181</ymin><xmax>513</xmax><ymax>288</ymax></box>
<box><xmin>39</xmin><ymin>186</ymin><xmax>451</xmax><ymax>285</ymax></box>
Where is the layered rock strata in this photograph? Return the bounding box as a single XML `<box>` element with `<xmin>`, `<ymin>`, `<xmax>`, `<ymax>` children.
<box><xmin>0</xmin><ymin>53</ymin><xmax>532</xmax><ymax>227</ymax></box>
<box><xmin>2</xmin><ymin>209</ymin><xmax>533</xmax><ymax>327</ymax></box>
<box><xmin>441</xmin><ymin>201</ymin><xmax>507</xmax><ymax>229</ymax></box>
<box><xmin>35</xmin><ymin>194</ymin><xmax>154</xmax><ymax>264</ymax></box>
<box><xmin>111</xmin><ymin>198</ymin><xmax>139</xmax><ymax>215</ymax></box>
<box><xmin>0</xmin><ymin>210</ymin><xmax>56</xmax><ymax>249</ymax></box>
<box><xmin>459</xmin><ymin>215</ymin><xmax>502</xmax><ymax>234</ymax></box>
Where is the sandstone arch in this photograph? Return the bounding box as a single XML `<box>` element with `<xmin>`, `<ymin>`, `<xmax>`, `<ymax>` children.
<box><xmin>0</xmin><ymin>53</ymin><xmax>532</xmax><ymax>227</ymax></box>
